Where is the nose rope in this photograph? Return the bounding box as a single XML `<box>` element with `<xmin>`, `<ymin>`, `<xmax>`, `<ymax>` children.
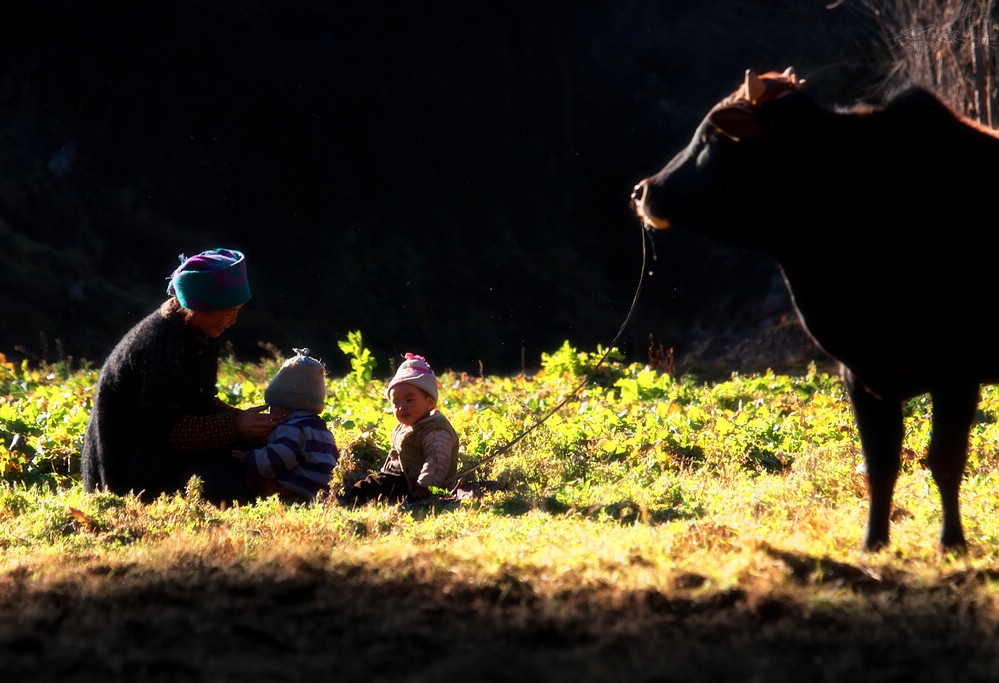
<box><xmin>445</xmin><ymin>221</ymin><xmax>655</xmax><ymax>486</ymax></box>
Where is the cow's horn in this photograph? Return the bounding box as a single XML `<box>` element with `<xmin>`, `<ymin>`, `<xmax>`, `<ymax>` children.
<box><xmin>745</xmin><ymin>70</ymin><xmax>765</xmax><ymax>104</ymax></box>
<box><xmin>781</xmin><ymin>66</ymin><xmax>804</xmax><ymax>88</ymax></box>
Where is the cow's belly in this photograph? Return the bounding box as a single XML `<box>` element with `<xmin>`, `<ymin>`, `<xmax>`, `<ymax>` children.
<box><xmin>793</xmin><ymin>304</ymin><xmax>999</xmax><ymax>401</ymax></box>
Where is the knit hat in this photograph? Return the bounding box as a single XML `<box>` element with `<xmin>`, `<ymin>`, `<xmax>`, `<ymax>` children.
<box><xmin>265</xmin><ymin>348</ymin><xmax>327</xmax><ymax>414</ymax></box>
<box><xmin>166</xmin><ymin>248</ymin><xmax>251</xmax><ymax>311</ymax></box>
<box><xmin>386</xmin><ymin>353</ymin><xmax>439</xmax><ymax>401</ymax></box>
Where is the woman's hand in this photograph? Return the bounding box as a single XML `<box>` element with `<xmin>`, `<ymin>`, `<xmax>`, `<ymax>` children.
<box><xmin>234</xmin><ymin>405</ymin><xmax>275</xmax><ymax>442</ymax></box>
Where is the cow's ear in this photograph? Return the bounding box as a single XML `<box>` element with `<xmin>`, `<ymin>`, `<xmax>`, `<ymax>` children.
<box><xmin>708</xmin><ymin>106</ymin><xmax>766</xmax><ymax>141</ymax></box>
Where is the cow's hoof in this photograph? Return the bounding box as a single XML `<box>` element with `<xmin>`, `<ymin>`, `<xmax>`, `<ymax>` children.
<box><xmin>862</xmin><ymin>534</ymin><xmax>889</xmax><ymax>553</ymax></box>
<box><xmin>939</xmin><ymin>537</ymin><xmax>968</xmax><ymax>556</ymax></box>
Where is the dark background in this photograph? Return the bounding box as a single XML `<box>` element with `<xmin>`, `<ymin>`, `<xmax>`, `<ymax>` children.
<box><xmin>0</xmin><ymin>1</ymin><xmax>893</xmax><ymax>376</ymax></box>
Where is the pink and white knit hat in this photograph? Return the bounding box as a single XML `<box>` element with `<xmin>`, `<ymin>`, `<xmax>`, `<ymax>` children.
<box><xmin>385</xmin><ymin>353</ymin><xmax>438</xmax><ymax>401</ymax></box>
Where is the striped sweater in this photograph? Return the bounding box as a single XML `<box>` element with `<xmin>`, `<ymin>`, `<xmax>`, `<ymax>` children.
<box><xmin>243</xmin><ymin>411</ymin><xmax>338</xmax><ymax>498</ymax></box>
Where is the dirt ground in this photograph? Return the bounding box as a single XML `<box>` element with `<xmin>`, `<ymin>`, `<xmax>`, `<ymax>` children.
<box><xmin>3</xmin><ymin>554</ymin><xmax>999</xmax><ymax>683</ymax></box>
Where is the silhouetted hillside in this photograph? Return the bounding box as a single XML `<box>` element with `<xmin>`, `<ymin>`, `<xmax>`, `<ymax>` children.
<box><xmin>0</xmin><ymin>1</ymin><xmax>888</xmax><ymax>375</ymax></box>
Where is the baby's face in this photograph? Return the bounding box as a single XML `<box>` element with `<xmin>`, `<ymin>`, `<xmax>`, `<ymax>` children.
<box><xmin>389</xmin><ymin>383</ymin><xmax>436</xmax><ymax>427</ymax></box>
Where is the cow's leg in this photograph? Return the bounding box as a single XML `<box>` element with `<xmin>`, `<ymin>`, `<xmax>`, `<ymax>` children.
<box><xmin>844</xmin><ymin>372</ymin><xmax>903</xmax><ymax>552</ymax></box>
<box><xmin>927</xmin><ymin>385</ymin><xmax>979</xmax><ymax>553</ymax></box>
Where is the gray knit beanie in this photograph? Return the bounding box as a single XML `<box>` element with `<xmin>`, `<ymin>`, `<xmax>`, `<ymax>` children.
<box><xmin>265</xmin><ymin>348</ymin><xmax>326</xmax><ymax>414</ymax></box>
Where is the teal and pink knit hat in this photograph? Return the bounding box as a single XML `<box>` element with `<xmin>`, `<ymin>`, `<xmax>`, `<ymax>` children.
<box><xmin>166</xmin><ymin>248</ymin><xmax>251</xmax><ymax>311</ymax></box>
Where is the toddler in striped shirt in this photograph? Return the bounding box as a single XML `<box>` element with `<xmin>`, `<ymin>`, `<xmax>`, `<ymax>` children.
<box><xmin>342</xmin><ymin>353</ymin><xmax>459</xmax><ymax>505</ymax></box>
<box><xmin>233</xmin><ymin>349</ymin><xmax>338</xmax><ymax>500</ymax></box>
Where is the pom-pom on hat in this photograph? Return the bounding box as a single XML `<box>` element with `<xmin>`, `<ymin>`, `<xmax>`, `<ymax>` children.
<box><xmin>265</xmin><ymin>348</ymin><xmax>327</xmax><ymax>414</ymax></box>
<box><xmin>386</xmin><ymin>353</ymin><xmax>438</xmax><ymax>402</ymax></box>
<box><xmin>166</xmin><ymin>248</ymin><xmax>251</xmax><ymax>311</ymax></box>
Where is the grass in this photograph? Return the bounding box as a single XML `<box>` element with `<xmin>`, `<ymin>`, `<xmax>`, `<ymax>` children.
<box><xmin>4</xmin><ymin>340</ymin><xmax>999</xmax><ymax>604</ymax></box>
<box><xmin>2</xmin><ymin>445</ymin><xmax>998</xmax><ymax>596</ymax></box>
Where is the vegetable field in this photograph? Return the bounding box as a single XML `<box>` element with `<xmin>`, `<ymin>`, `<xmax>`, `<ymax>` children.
<box><xmin>4</xmin><ymin>338</ymin><xmax>999</xmax><ymax>681</ymax></box>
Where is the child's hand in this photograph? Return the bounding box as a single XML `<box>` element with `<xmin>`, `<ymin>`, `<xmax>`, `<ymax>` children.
<box><xmin>232</xmin><ymin>449</ymin><xmax>246</xmax><ymax>462</ymax></box>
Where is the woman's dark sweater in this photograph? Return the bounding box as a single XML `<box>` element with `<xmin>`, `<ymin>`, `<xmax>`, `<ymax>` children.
<box><xmin>82</xmin><ymin>304</ymin><xmax>237</xmax><ymax>498</ymax></box>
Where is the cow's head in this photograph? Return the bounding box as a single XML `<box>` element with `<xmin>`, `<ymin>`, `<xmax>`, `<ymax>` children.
<box><xmin>631</xmin><ymin>68</ymin><xmax>814</xmax><ymax>247</ymax></box>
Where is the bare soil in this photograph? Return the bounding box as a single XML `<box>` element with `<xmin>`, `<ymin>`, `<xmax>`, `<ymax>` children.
<box><xmin>3</xmin><ymin>553</ymin><xmax>999</xmax><ymax>683</ymax></box>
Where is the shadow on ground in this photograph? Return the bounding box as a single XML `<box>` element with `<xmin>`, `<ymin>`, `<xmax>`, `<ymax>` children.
<box><xmin>2</xmin><ymin>549</ymin><xmax>998</xmax><ymax>682</ymax></box>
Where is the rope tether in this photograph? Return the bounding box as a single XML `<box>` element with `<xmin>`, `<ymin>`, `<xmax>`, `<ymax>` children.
<box><xmin>446</xmin><ymin>224</ymin><xmax>655</xmax><ymax>485</ymax></box>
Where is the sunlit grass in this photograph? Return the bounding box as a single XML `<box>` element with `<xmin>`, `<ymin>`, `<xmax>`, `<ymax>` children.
<box><xmin>4</xmin><ymin>341</ymin><xmax>999</xmax><ymax>607</ymax></box>
<box><xmin>3</xmin><ymin>460</ymin><xmax>996</xmax><ymax>596</ymax></box>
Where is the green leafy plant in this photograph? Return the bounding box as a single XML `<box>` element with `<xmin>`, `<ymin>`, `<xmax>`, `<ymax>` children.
<box><xmin>540</xmin><ymin>340</ymin><xmax>625</xmax><ymax>388</ymax></box>
<box><xmin>338</xmin><ymin>330</ymin><xmax>376</xmax><ymax>388</ymax></box>
<box><xmin>7</xmin><ymin>336</ymin><xmax>999</xmax><ymax>580</ymax></box>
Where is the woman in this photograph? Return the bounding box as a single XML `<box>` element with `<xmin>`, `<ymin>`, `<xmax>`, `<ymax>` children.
<box><xmin>82</xmin><ymin>248</ymin><xmax>275</xmax><ymax>502</ymax></box>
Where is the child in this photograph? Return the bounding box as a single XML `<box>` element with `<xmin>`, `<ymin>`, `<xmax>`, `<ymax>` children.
<box><xmin>342</xmin><ymin>353</ymin><xmax>459</xmax><ymax>505</ymax></box>
<box><xmin>233</xmin><ymin>349</ymin><xmax>339</xmax><ymax>500</ymax></box>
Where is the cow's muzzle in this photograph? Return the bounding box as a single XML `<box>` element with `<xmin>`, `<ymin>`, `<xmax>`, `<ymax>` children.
<box><xmin>631</xmin><ymin>180</ymin><xmax>671</xmax><ymax>230</ymax></box>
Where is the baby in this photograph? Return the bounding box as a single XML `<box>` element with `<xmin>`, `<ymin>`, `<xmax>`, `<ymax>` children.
<box><xmin>342</xmin><ymin>353</ymin><xmax>459</xmax><ymax>504</ymax></box>
<box><xmin>233</xmin><ymin>349</ymin><xmax>338</xmax><ymax>500</ymax></box>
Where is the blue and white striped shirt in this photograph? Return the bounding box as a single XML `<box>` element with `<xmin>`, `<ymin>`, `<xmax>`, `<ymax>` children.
<box><xmin>244</xmin><ymin>411</ymin><xmax>338</xmax><ymax>498</ymax></box>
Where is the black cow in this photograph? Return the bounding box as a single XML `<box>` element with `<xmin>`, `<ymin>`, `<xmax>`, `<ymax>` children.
<box><xmin>631</xmin><ymin>68</ymin><xmax>999</xmax><ymax>552</ymax></box>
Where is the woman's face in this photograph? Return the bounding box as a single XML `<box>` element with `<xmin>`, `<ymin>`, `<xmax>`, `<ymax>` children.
<box><xmin>187</xmin><ymin>305</ymin><xmax>243</xmax><ymax>338</ymax></box>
